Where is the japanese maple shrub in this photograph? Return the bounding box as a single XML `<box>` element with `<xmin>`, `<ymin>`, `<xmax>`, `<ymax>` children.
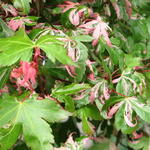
<box><xmin>0</xmin><ymin>0</ymin><xmax>150</xmax><ymax>150</ymax></box>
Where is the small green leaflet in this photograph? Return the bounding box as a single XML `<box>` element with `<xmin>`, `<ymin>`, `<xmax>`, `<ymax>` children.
<box><xmin>82</xmin><ymin>114</ymin><xmax>94</xmax><ymax>135</ymax></box>
<box><xmin>77</xmin><ymin>105</ymin><xmax>101</xmax><ymax>120</ymax></box>
<box><xmin>0</xmin><ymin>95</ymin><xmax>71</xmax><ymax>150</ymax></box>
<box><xmin>0</xmin><ymin>29</ymin><xmax>75</xmax><ymax>66</ymax></box>
<box><xmin>72</xmin><ymin>35</ymin><xmax>94</xmax><ymax>42</ymax></box>
<box><xmin>52</xmin><ymin>83</ymin><xmax>90</xmax><ymax>95</ymax></box>
<box><xmin>13</xmin><ymin>0</ymin><xmax>32</xmax><ymax>14</ymax></box>
<box><xmin>77</xmin><ymin>105</ymin><xmax>101</xmax><ymax>135</ymax></box>
<box><xmin>0</xmin><ymin>67</ymin><xmax>12</xmax><ymax>89</ymax></box>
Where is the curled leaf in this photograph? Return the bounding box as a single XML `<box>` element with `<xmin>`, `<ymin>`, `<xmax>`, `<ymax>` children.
<box><xmin>107</xmin><ymin>102</ymin><xmax>123</xmax><ymax>118</ymax></box>
<box><xmin>69</xmin><ymin>9</ymin><xmax>80</xmax><ymax>26</ymax></box>
<box><xmin>124</xmin><ymin>103</ymin><xmax>137</xmax><ymax>127</ymax></box>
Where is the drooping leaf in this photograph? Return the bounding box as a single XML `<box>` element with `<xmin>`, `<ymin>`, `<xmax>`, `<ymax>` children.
<box><xmin>0</xmin><ymin>29</ymin><xmax>34</xmax><ymax>66</ymax></box>
<box><xmin>0</xmin><ymin>95</ymin><xmax>71</xmax><ymax>150</ymax></box>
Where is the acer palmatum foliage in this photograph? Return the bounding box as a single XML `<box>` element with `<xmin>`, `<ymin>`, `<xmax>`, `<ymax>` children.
<box><xmin>0</xmin><ymin>0</ymin><xmax>150</xmax><ymax>149</ymax></box>
<box><xmin>79</xmin><ymin>15</ymin><xmax>112</xmax><ymax>46</ymax></box>
<box><xmin>10</xmin><ymin>61</ymin><xmax>37</xmax><ymax>90</ymax></box>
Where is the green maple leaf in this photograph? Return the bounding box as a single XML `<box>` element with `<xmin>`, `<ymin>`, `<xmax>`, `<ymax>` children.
<box><xmin>0</xmin><ymin>29</ymin><xmax>34</xmax><ymax>66</ymax></box>
<box><xmin>0</xmin><ymin>95</ymin><xmax>71</xmax><ymax>150</ymax></box>
<box><xmin>13</xmin><ymin>0</ymin><xmax>32</xmax><ymax>14</ymax></box>
<box><xmin>0</xmin><ymin>29</ymin><xmax>75</xmax><ymax>66</ymax></box>
<box><xmin>36</xmin><ymin>35</ymin><xmax>75</xmax><ymax>66</ymax></box>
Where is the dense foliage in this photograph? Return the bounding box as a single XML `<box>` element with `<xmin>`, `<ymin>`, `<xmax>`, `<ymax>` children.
<box><xmin>0</xmin><ymin>0</ymin><xmax>150</xmax><ymax>149</ymax></box>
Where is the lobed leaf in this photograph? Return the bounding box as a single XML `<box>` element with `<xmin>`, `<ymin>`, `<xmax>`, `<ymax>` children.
<box><xmin>0</xmin><ymin>95</ymin><xmax>71</xmax><ymax>150</ymax></box>
<box><xmin>0</xmin><ymin>29</ymin><xmax>34</xmax><ymax>66</ymax></box>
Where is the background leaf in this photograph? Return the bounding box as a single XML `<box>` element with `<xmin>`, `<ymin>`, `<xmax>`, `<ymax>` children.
<box><xmin>13</xmin><ymin>0</ymin><xmax>32</xmax><ymax>14</ymax></box>
<box><xmin>0</xmin><ymin>18</ymin><xmax>14</xmax><ymax>38</ymax></box>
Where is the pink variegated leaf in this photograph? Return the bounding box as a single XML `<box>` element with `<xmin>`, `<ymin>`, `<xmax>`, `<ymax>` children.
<box><xmin>112</xmin><ymin>77</ymin><xmax>121</xmax><ymax>84</ymax></box>
<box><xmin>124</xmin><ymin>114</ymin><xmax>137</xmax><ymax>127</ymax></box>
<box><xmin>58</xmin><ymin>1</ymin><xmax>79</xmax><ymax>12</ymax></box>
<box><xmin>69</xmin><ymin>9</ymin><xmax>80</xmax><ymax>26</ymax></box>
<box><xmin>124</xmin><ymin>104</ymin><xmax>137</xmax><ymax>127</ymax></box>
<box><xmin>124</xmin><ymin>0</ymin><xmax>132</xmax><ymax>18</ymax></box>
<box><xmin>103</xmin><ymin>85</ymin><xmax>110</xmax><ymax>100</ymax></box>
<box><xmin>86</xmin><ymin>60</ymin><xmax>95</xmax><ymax>72</ymax></box>
<box><xmin>111</xmin><ymin>2</ymin><xmax>121</xmax><ymax>19</ymax></box>
<box><xmin>89</xmin><ymin>90</ymin><xmax>96</xmax><ymax>103</ymax></box>
<box><xmin>123</xmin><ymin>76</ymin><xmax>137</xmax><ymax>92</ymax></box>
<box><xmin>65</xmin><ymin>65</ymin><xmax>76</xmax><ymax>77</ymax></box>
<box><xmin>73</xmin><ymin>93</ymin><xmax>86</xmax><ymax>100</ymax></box>
<box><xmin>1</xmin><ymin>4</ymin><xmax>18</xmax><ymax>17</ymax></box>
<box><xmin>79</xmin><ymin>20</ymin><xmax>98</xmax><ymax>29</ymax></box>
<box><xmin>79</xmin><ymin>16</ymin><xmax>112</xmax><ymax>47</ymax></box>
<box><xmin>78</xmin><ymin>8</ymin><xmax>87</xmax><ymax>17</ymax></box>
<box><xmin>132</xmin><ymin>132</ymin><xmax>143</xmax><ymax>140</ymax></box>
<box><xmin>88</xmin><ymin>73</ymin><xmax>95</xmax><ymax>80</ymax></box>
<box><xmin>107</xmin><ymin>102</ymin><xmax>123</xmax><ymax>118</ymax></box>
<box><xmin>8</xmin><ymin>19</ymin><xmax>24</xmax><ymax>31</ymax></box>
<box><xmin>89</xmin><ymin>83</ymin><xmax>101</xmax><ymax>103</ymax></box>
<box><xmin>128</xmin><ymin>140</ymin><xmax>140</xmax><ymax>144</ymax></box>
<box><xmin>92</xmin><ymin>24</ymin><xmax>101</xmax><ymax>46</ymax></box>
